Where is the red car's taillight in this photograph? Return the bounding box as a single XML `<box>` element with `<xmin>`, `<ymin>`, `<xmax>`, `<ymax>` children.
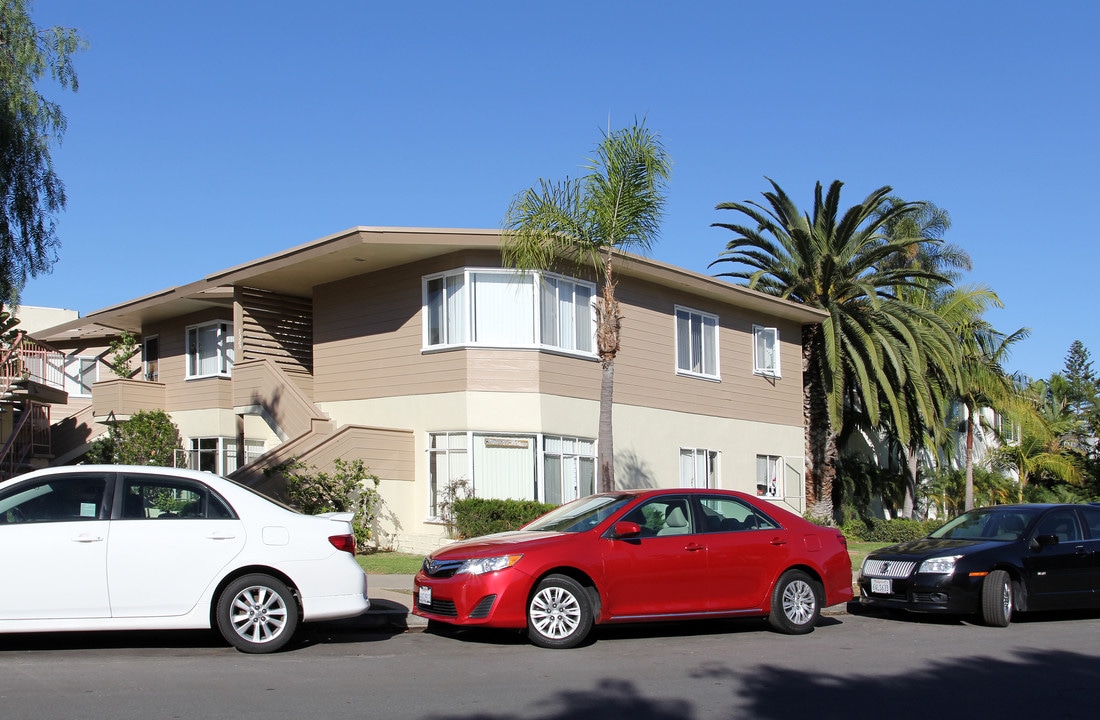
<box><xmin>836</xmin><ymin>532</ymin><xmax>848</xmax><ymax>549</ymax></box>
<box><xmin>329</xmin><ymin>533</ymin><xmax>357</xmax><ymax>555</ymax></box>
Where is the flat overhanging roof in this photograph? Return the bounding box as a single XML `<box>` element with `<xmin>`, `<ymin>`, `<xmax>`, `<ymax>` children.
<box><xmin>36</xmin><ymin>226</ymin><xmax>825</xmax><ymax>342</ymax></box>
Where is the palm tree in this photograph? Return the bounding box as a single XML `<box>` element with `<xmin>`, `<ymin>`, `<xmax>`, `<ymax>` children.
<box><xmin>992</xmin><ymin>379</ymin><xmax>1081</xmax><ymax>500</ymax></box>
<box><xmin>874</xmin><ymin>200</ymin><xmax>970</xmax><ymax>518</ymax></box>
<box><xmin>501</xmin><ymin>122</ymin><xmax>671</xmax><ymax>492</ymax></box>
<box><xmin>711</xmin><ymin>179</ymin><xmax>959</xmax><ymax>519</ymax></box>
<box><xmin>950</xmin><ymin>309</ymin><xmax>1029</xmax><ymax>510</ymax></box>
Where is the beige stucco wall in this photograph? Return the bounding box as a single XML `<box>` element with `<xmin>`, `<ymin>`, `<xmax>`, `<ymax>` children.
<box><xmin>320</xmin><ymin>390</ymin><xmax>806</xmax><ymax>551</ymax></box>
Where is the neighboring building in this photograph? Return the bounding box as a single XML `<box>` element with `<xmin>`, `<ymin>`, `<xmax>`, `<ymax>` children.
<box><xmin>28</xmin><ymin>227</ymin><xmax>825</xmax><ymax>552</ymax></box>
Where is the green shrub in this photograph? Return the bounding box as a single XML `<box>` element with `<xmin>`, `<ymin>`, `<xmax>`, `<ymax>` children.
<box><xmin>266</xmin><ymin>457</ymin><xmax>383</xmax><ymax>551</ymax></box>
<box><xmin>453</xmin><ymin>497</ymin><xmax>556</xmax><ymax>539</ymax></box>
<box><xmin>840</xmin><ymin>517</ymin><xmax>944</xmax><ymax>543</ymax></box>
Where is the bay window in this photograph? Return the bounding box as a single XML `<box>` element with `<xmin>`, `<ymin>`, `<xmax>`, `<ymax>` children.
<box><xmin>423</xmin><ymin>269</ymin><xmax>595</xmax><ymax>354</ymax></box>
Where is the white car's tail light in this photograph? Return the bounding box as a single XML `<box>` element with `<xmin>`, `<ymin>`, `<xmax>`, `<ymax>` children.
<box><xmin>329</xmin><ymin>533</ymin><xmax>356</xmax><ymax>555</ymax></box>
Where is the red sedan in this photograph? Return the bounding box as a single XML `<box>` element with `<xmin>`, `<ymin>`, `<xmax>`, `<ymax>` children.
<box><xmin>413</xmin><ymin>489</ymin><xmax>852</xmax><ymax>648</ymax></box>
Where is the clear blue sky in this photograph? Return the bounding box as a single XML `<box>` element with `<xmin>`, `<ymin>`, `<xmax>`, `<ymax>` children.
<box><xmin>23</xmin><ymin>1</ymin><xmax>1100</xmax><ymax>381</ymax></box>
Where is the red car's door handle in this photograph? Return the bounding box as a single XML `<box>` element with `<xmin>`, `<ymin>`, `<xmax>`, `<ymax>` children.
<box><xmin>770</xmin><ymin>537</ymin><xmax>788</xmax><ymax>546</ymax></box>
<box><xmin>684</xmin><ymin>543</ymin><xmax>705</xmax><ymax>552</ymax></box>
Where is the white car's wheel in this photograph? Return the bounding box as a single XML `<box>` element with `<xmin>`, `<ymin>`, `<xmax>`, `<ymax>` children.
<box><xmin>216</xmin><ymin>574</ymin><xmax>300</xmax><ymax>653</ymax></box>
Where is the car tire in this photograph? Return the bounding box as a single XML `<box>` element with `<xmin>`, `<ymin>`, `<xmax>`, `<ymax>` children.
<box><xmin>527</xmin><ymin>574</ymin><xmax>593</xmax><ymax>649</ymax></box>
<box><xmin>767</xmin><ymin>570</ymin><xmax>821</xmax><ymax>635</ymax></box>
<box><xmin>980</xmin><ymin>569</ymin><xmax>1013</xmax><ymax>627</ymax></box>
<box><xmin>216</xmin><ymin>574</ymin><xmax>300</xmax><ymax>653</ymax></box>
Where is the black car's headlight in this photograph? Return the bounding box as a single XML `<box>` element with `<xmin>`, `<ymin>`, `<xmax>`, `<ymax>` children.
<box><xmin>456</xmin><ymin>554</ymin><xmax>523</xmax><ymax>576</ymax></box>
<box><xmin>918</xmin><ymin>555</ymin><xmax>963</xmax><ymax>574</ymax></box>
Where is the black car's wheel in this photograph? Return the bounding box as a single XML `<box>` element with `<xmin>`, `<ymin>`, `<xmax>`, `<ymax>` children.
<box><xmin>980</xmin><ymin>569</ymin><xmax>1013</xmax><ymax>627</ymax></box>
<box><xmin>527</xmin><ymin>574</ymin><xmax>593</xmax><ymax>649</ymax></box>
<box><xmin>216</xmin><ymin>574</ymin><xmax>300</xmax><ymax>653</ymax></box>
<box><xmin>767</xmin><ymin>570</ymin><xmax>821</xmax><ymax>635</ymax></box>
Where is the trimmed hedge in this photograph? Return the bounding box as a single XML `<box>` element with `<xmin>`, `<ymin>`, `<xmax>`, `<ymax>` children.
<box><xmin>840</xmin><ymin>517</ymin><xmax>945</xmax><ymax>543</ymax></box>
<box><xmin>453</xmin><ymin>497</ymin><xmax>557</xmax><ymax>539</ymax></box>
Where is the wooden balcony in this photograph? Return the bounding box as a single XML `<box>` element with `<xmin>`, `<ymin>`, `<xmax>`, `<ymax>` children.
<box><xmin>92</xmin><ymin>378</ymin><xmax>167</xmax><ymax>422</ymax></box>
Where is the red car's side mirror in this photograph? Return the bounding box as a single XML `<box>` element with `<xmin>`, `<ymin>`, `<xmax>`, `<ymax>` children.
<box><xmin>611</xmin><ymin>521</ymin><xmax>642</xmax><ymax>539</ymax></box>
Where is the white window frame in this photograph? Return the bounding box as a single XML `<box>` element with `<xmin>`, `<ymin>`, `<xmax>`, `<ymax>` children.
<box><xmin>756</xmin><ymin>454</ymin><xmax>783</xmax><ymax>499</ymax></box>
<box><xmin>679</xmin><ymin>447</ymin><xmax>719</xmax><ymax>488</ymax></box>
<box><xmin>675</xmin><ymin>306</ymin><xmax>720</xmax><ymax>380</ymax></box>
<box><xmin>753</xmin><ymin>325</ymin><xmax>781</xmax><ymax>378</ymax></box>
<box><xmin>63</xmin><ymin>355</ymin><xmax>98</xmax><ymax>397</ymax></box>
<box><xmin>542</xmin><ymin>435</ymin><xmax>596</xmax><ymax>505</ymax></box>
<box><xmin>422</xmin><ymin>268</ymin><xmax>596</xmax><ymax>357</ymax></box>
<box><xmin>427</xmin><ymin>432</ymin><xmax>471</xmax><ymax>521</ymax></box>
<box><xmin>185</xmin><ymin>320</ymin><xmax>234</xmax><ymax>379</ymax></box>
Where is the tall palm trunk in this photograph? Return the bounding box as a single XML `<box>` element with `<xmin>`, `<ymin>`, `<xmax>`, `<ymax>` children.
<box><xmin>596</xmin><ymin>258</ymin><xmax>621</xmax><ymax>492</ymax></box>
<box><xmin>803</xmin><ymin>325</ymin><xmax>836</xmax><ymax>519</ymax></box>
<box><xmin>902</xmin><ymin>445</ymin><xmax>919</xmax><ymax>519</ymax></box>
<box><xmin>964</xmin><ymin>409</ymin><xmax>976</xmax><ymax>511</ymax></box>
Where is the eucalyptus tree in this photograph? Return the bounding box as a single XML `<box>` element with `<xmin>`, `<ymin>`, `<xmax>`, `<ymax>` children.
<box><xmin>502</xmin><ymin>122</ymin><xmax>671</xmax><ymax>492</ymax></box>
<box><xmin>711</xmin><ymin>179</ymin><xmax>959</xmax><ymax>519</ymax></box>
<box><xmin>0</xmin><ymin>1</ymin><xmax>85</xmax><ymax>303</ymax></box>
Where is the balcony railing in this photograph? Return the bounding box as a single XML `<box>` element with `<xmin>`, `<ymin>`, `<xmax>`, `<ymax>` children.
<box><xmin>0</xmin><ymin>332</ymin><xmax>65</xmax><ymax>398</ymax></box>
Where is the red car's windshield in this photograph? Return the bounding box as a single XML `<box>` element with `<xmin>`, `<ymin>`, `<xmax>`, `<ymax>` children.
<box><xmin>524</xmin><ymin>494</ymin><xmax>634</xmax><ymax>533</ymax></box>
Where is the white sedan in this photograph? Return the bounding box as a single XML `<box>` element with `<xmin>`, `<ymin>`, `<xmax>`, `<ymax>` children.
<box><xmin>0</xmin><ymin>465</ymin><xmax>369</xmax><ymax>653</ymax></box>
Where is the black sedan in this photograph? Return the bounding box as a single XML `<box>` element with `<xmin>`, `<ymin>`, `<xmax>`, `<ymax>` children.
<box><xmin>857</xmin><ymin>503</ymin><xmax>1100</xmax><ymax>626</ymax></box>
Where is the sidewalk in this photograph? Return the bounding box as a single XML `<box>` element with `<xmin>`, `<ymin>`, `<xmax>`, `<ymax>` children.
<box><xmin>351</xmin><ymin>575</ymin><xmax>852</xmax><ymax>633</ymax></box>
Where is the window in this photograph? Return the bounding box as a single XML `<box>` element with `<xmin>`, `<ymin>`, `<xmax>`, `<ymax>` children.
<box><xmin>120</xmin><ymin>474</ymin><xmax>234</xmax><ymax>520</ymax></box>
<box><xmin>186</xmin><ymin>321</ymin><xmax>233</xmax><ymax>378</ymax></box>
<box><xmin>753</xmin><ymin>325</ymin><xmax>780</xmax><ymax>377</ymax></box>
<box><xmin>622</xmin><ymin>496</ymin><xmax>694</xmax><ymax>536</ymax></box>
<box><xmin>0</xmin><ymin>473</ymin><xmax>111</xmax><ymax>523</ymax></box>
<box><xmin>428</xmin><ymin>432</ymin><xmax>469</xmax><ymax>520</ymax></box>
<box><xmin>540</xmin><ymin>277</ymin><xmax>593</xmax><ymax>353</ymax></box>
<box><xmin>675</xmin><ymin>307</ymin><xmax>719</xmax><ymax>379</ymax></box>
<box><xmin>143</xmin><ymin>335</ymin><xmax>159</xmax><ymax>382</ymax></box>
<box><xmin>757</xmin><ymin>454</ymin><xmax>783</xmax><ymax>498</ymax></box>
<box><xmin>544</xmin><ymin>436</ymin><xmax>596</xmax><ymax>505</ymax></box>
<box><xmin>63</xmin><ymin>355</ymin><xmax>98</xmax><ymax>397</ymax></box>
<box><xmin>679</xmin><ymin>448</ymin><xmax>718</xmax><ymax>488</ymax></box>
<box><xmin>698</xmin><ymin>495</ymin><xmax>780</xmax><ymax>532</ymax></box>
<box><xmin>423</xmin><ymin>269</ymin><xmax>595</xmax><ymax>354</ymax></box>
<box><xmin>180</xmin><ymin>437</ymin><xmax>255</xmax><ymax>476</ymax></box>
<box><xmin>429</xmin><ymin>431</ymin><xmax>597</xmax><ymax>518</ymax></box>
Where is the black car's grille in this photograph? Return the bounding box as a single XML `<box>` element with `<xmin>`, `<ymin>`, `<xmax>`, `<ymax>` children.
<box><xmin>419</xmin><ymin>598</ymin><xmax>458</xmax><ymax>617</ymax></box>
<box><xmin>469</xmin><ymin>595</ymin><xmax>497</xmax><ymax>619</ymax></box>
<box><xmin>862</xmin><ymin>559</ymin><xmax>917</xmax><ymax>578</ymax></box>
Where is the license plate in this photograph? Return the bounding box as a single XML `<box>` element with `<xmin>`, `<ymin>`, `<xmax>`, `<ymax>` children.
<box><xmin>871</xmin><ymin>578</ymin><xmax>892</xmax><ymax>594</ymax></box>
<box><xmin>418</xmin><ymin>585</ymin><xmax>432</xmax><ymax>606</ymax></box>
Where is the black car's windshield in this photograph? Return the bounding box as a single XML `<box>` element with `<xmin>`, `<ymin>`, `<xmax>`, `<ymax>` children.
<box><xmin>929</xmin><ymin>507</ymin><xmax>1042</xmax><ymax>541</ymax></box>
<box><xmin>524</xmin><ymin>494</ymin><xmax>634</xmax><ymax>533</ymax></box>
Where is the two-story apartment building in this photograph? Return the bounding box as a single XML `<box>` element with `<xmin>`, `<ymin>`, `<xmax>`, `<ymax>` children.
<box><xmin>33</xmin><ymin>227</ymin><xmax>826</xmax><ymax>552</ymax></box>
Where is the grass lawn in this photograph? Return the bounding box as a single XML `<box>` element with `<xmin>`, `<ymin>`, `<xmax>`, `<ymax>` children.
<box><xmin>357</xmin><ymin>551</ymin><xmax>425</xmax><ymax>575</ymax></box>
<box><xmin>356</xmin><ymin>543</ymin><xmax>893</xmax><ymax>576</ymax></box>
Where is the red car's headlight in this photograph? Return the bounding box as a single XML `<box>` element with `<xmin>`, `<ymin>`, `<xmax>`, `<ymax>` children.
<box><xmin>456</xmin><ymin>554</ymin><xmax>523</xmax><ymax>575</ymax></box>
